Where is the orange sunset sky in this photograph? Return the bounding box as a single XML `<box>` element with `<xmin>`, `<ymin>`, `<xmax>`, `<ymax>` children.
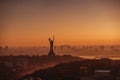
<box><xmin>0</xmin><ymin>0</ymin><xmax>120</xmax><ymax>47</ymax></box>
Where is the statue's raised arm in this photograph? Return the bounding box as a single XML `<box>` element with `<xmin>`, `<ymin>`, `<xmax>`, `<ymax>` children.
<box><xmin>53</xmin><ymin>35</ymin><xmax>55</xmax><ymax>42</ymax></box>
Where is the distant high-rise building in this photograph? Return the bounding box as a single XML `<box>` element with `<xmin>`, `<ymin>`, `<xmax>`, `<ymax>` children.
<box><xmin>0</xmin><ymin>46</ymin><xmax>2</xmax><ymax>50</ymax></box>
<box><xmin>48</xmin><ymin>35</ymin><xmax>55</xmax><ymax>57</ymax></box>
<box><xmin>5</xmin><ymin>46</ymin><xmax>8</xmax><ymax>50</ymax></box>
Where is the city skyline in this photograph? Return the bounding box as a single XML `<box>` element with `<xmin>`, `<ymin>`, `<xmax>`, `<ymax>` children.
<box><xmin>1</xmin><ymin>0</ymin><xmax>120</xmax><ymax>47</ymax></box>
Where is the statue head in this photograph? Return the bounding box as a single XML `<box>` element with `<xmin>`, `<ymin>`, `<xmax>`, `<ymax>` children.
<box><xmin>49</xmin><ymin>38</ymin><xmax>51</xmax><ymax>41</ymax></box>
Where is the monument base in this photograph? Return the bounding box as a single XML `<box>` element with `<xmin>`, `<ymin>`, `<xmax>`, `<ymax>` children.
<box><xmin>48</xmin><ymin>50</ymin><xmax>55</xmax><ymax>57</ymax></box>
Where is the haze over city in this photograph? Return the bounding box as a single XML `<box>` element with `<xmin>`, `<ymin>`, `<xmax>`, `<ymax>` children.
<box><xmin>1</xmin><ymin>0</ymin><xmax>120</xmax><ymax>80</ymax></box>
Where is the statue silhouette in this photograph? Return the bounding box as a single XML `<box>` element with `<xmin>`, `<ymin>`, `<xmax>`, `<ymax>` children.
<box><xmin>48</xmin><ymin>35</ymin><xmax>55</xmax><ymax>57</ymax></box>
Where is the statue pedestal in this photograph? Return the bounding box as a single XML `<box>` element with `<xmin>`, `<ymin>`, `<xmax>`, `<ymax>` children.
<box><xmin>48</xmin><ymin>49</ymin><xmax>55</xmax><ymax>57</ymax></box>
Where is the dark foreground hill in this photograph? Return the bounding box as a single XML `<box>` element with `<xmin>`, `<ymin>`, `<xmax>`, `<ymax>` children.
<box><xmin>20</xmin><ymin>58</ymin><xmax>120</xmax><ymax>80</ymax></box>
<box><xmin>0</xmin><ymin>55</ymin><xmax>83</xmax><ymax>80</ymax></box>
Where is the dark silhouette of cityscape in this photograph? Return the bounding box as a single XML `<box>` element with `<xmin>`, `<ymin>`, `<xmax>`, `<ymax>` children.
<box><xmin>0</xmin><ymin>37</ymin><xmax>120</xmax><ymax>80</ymax></box>
<box><xmin>1</xmin><ymin>0</ymin><xmax>120</xmax><ymax>80</ymax></box>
